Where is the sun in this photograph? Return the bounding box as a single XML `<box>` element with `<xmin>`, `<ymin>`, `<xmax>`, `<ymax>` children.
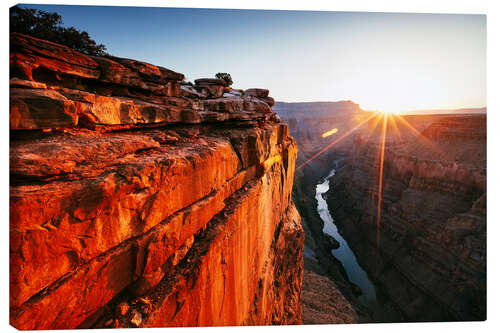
<box><xmin>379</xmin><ymin>109</ymin><xmax>400</xmax><ymax>115</ymax></box>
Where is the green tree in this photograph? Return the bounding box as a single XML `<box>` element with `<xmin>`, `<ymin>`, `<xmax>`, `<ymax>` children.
<box><xmin>10</xmin><ymin>5</ymin><xmax>108</xmax><ymax>56</ymax></box>
<box><xmin>215</xmin><ymin>73</ymin><xmax>233</xmax><ymax>87</ymax></box>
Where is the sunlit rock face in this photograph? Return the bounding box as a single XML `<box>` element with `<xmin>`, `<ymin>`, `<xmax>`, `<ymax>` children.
<box><xmin>10</xmin><ymin>33</ymin><xmax>303</xmax><ymax>330</ymax></box>
<box><xmin>327</xmin><ymin>114</ymin><xmax>486</xmax><ymax>321</ymax></box>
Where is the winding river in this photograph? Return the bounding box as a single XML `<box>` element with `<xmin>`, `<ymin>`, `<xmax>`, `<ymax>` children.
<box><xmin>315</xmin><ymin>168</ymin><xmax>378</xmax><ymax>306</ymax></box>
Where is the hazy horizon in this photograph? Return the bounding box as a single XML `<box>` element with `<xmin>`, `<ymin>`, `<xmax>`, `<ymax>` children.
<box><xmin>19</xmin><ymin>4</ymin><xmax>486</xmax><ymax>112</ymax></box>
<box><xmin>274</xmin><ymin>100</ymin><xmax>486</xmax><ymax>116</ymax></box>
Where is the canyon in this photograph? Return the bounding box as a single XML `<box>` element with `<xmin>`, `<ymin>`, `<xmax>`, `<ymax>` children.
<box><xmin>10</xmin><ymin>33</ymin><xmax>303</xmax><ymax>329</ymax></box>
<box><xmin>9</xmin><ymin>32</ymin><xmax>487</xmax><ymax>329</ymax></box>
<box><xmin>278</xmin><ymin>104</ymin><xmax>486</xmax><ymax>323</ymax></box>
<box><xmin>326</xmin><ymin>113</ymin><xmax>486</xmax><ymax>321</ymax></box>
<box><xmin>279</xmin><ymin>103</ymin><xmax>403</xmax><ymax>323</ymax></box>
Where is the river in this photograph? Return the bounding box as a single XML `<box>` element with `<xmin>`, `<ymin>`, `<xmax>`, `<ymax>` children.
<box><xmin>315</xmin><ymin>168</ymin><xmax>378</xmax><ymax>306</ymax></box>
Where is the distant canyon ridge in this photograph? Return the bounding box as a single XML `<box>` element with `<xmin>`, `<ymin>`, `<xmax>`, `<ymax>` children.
<box><xmin>274</xmin><ymin>101</ymin><xmax>486</xmax><ymax>117</ymax></box>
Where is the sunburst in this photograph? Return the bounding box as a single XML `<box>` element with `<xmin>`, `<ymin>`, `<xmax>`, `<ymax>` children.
<box><xmin>297</xmin><ymin>109</ymin><xmax>436</xmax><ymax>249</ymax></box>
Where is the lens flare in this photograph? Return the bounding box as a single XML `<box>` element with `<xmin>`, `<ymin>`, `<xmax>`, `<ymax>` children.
<box><xmin>321</xmin><ymin>128</ymin><xmax>338</xmax><ymax>138</ymax></box>
<box><xmin>297</xmin><ymin>112</ymin><xmax>378</xmax><ymax>170</ymax></box>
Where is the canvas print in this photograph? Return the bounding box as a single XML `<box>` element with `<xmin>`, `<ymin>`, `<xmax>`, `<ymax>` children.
<box><xmin>9</xmin><ymin>4</ymin><xmax>486</xmax><ymax>329</ymax></box>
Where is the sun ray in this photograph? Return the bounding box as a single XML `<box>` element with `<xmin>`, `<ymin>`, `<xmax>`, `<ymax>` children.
<box><xmin>297</xmin><ymin>112</ymin><xmax>378</xmax><ymax>170</ymax></box>
<box><xmin>393</xmin><ymin>114</ymin><xmax>445</xmax><ymax>157</ymax></box>
<box><xmin>298</xmin><ymin>110</ymin><xmax>438</xmax><ymax>250</ymax></box>
<box><xmin>376</xmin><ymin>112</ymin><xmax>388</xmax><ymax>249</ymax></box>
<box><xmin>387</xmin><ymin>113</ymin><xmax>403</xmax><ymax>143</ymax></box>
<box><xmin>357</xmin><ymin>112</ymin><xmax>385</xmax><ymax>150</ymax></box>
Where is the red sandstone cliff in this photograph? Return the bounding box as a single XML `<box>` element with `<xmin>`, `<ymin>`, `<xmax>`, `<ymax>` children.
<box><xmin>9</xmin><ymin>33</ymin><xmax>304</xmax><ymax>329</ymax></box>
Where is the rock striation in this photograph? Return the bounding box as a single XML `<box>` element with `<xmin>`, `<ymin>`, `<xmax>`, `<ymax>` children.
<box><xmin>9</xmin><ymin>33</ymin><xmax>303</xmax><ymax>329</ymax></box>
<box><xmin>326</xmin><ymin>114</ymin><xmax>486</xmax><ymax>321</ymax></box>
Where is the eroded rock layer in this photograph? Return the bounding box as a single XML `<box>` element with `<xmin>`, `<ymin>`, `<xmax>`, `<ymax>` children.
<box><xmin>327</xmin><ymin>114</ymin><xmax>486</xmax><ymax>321</ymax></box>
<box><xmin>10</xmin><ymin>33</ymin><xmax>303</xmax><ymax>329</ymax></box>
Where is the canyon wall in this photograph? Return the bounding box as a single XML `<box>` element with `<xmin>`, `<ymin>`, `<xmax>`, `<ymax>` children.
<box><xmin>327</xmin><ymin>114</ymin><xmax>486</xmax><ymax>321</ymax></box>
<box><xmin>9</xmin><ymin>33</ymin><xmax>304</xmax><ymax>329</ymax></box>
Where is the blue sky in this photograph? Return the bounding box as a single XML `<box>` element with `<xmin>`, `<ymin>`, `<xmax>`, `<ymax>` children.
<box><xmin>20</xmin><ymin>4</ymin><xmax>486</xmax><ymax>111</ymax></box>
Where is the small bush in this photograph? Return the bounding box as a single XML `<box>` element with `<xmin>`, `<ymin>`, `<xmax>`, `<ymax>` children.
<box><xmin>215</xmin><ymin>73</ymin><xmax>233</xmax><ymax>87</ymax></box>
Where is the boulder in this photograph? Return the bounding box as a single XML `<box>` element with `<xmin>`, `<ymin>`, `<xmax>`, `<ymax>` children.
<box><xmin>180</xmin><ymin>84</ymin><xmax>208</xmax><ymax>99</ymax></box>
<box><xmin>90</xmin><ymin>56</ymin><xmax>144</xmax><ymax>88</ymax></box>
<box><xmin>193</xmin><ymin>78</ymin><xmax>226</xmax><ymax>98</ymax></box>
<box><xmin>243</xmin><ymin>96</ymin><xmax>272</xmax><ymax>114</ymax></box>
<box><xmin>195</xmin><ymin>85</ymin><xmax>224</xmax><ymax>98</ymax></box>
<box><xmin>244</xmin><ymin>88</ymin><xmax>269</xmax><ymax>98</ymax></box>
<box><xmin>260</xmin><ymin>96</ymin><xmax>275</xmax><ymax>107</ymax></box>
<box><xmin>130</xmin><ymin>310</ymin><xmax>142</xmax><ymax>327</ymax></box>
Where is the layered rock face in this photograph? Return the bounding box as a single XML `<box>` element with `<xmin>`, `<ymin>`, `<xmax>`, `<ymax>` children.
<box><xmin>327</xmin><ymin>114</ymin><xmax>486</xmax><ymax>321</ymax></box>
<box><xmin>10</xmin><ymin>33</ymin><xmax>303</xmax><ymax>329</ymax></box>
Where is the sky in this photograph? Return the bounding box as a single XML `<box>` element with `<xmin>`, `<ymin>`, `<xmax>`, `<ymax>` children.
<box><xmin>20</xmin><ymin>4</ymin><xmax>486</xmax><ymax>112</ymax></box>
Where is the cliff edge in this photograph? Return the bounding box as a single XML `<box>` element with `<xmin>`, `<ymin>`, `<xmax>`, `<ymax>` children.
<box><xmin>9</xmin><ymin>33</ymin><xmax>304</xmax><ymax>329</ymax></box>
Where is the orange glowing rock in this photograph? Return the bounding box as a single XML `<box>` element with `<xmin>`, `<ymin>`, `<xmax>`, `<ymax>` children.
<box><xmin>9</xmin><ymin>33</ymin><xmax>304</xmax><ymax>330</ymax></box>
<box><xmin>261</xmin><ymin>154</ymin><xmax>282</xmax><ymax>172</ymax></box>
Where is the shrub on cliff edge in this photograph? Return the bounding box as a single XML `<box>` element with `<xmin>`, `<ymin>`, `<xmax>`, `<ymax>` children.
<box><xmin>215</xmin><ymin>72</ymin><xmax>233</xmax><ymax>87</ymax></box>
